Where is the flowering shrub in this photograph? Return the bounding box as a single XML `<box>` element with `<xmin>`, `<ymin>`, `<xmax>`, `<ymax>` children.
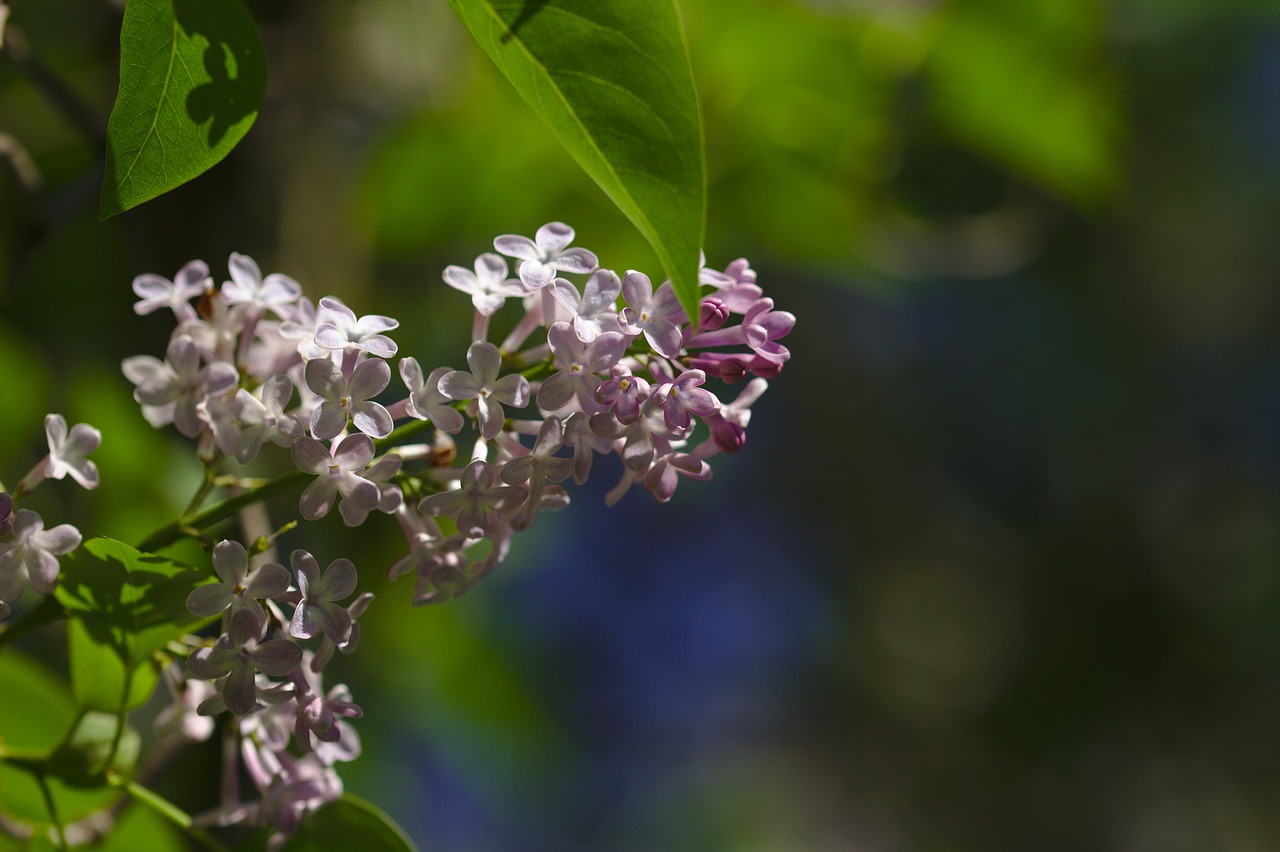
<box><xmin>0</xmin><ymin>224</ymin><xmax>793</xmax><ymax>847</ymax></box>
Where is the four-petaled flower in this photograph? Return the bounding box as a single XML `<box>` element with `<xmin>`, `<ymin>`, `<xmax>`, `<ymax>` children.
<box><xmin>618</xmin><ymin>270</ymin><xmax>684</xmax><ymax>358</ymax></box>
<box><xmin>399</xmin><ymin>357</ymin><xmax>464</xmax><ymax>433</ymax></box>
<box><xmin>41</xmin><ymin>413</ymin><xmax>101</xmax><ymax>490</ymax></box>
<box><xmin>549</xmin><ymin>269</ymin><xmax>621</xmax><ymax>341</ymax></box>
<box><xmin>305</xmin><ymin>357</ymin><xmax>393</xmax><ymax>440</ymax></box>
<box><xmin>418</xmin><ymin>459</ymin><xmax>524</xmax><ymax>537</ymax></box>
<box><xmin>442</xmin><ymin>254</ymin><xmax>526</xmax><ymax>316</ymax></box>
<box><xmin>186</xmin><ymin>608</ymin><xmax>303</xmax><ymax>716</ymax></box>
<box><xmin>654</xmin><ymin>369</ymin><xmax>720</xmax><ymax>434</ymax></box>
<box><xmin>313</xmin><ymin>296</ymin><xmax>398</xmax><ymax>358</ymax></box>
<box><xmin>186</xmin><ymin>539</ymin><xmax>291</xmax><ymax>630</ymax></box>
<box><xmin>0</xmin><ymin>509</ymin><xmax>80</xmax><ymax>603</ymax></box>
<box><xmin>132</xmin><ymin>260</ymin><xmax>210</xmax><ymax>321</ymax></box>
<box><xmin>292</xmin><ymin>434</ymin><xmax>382</xmax><ymax>521</ymax></box>
<box><xmin>493</xmin><ymin>222</ymin><xmax>598</xmax><ymax>291</ymax></box>
<box><xmin>222</xmin><ymin>253</ymin><xmax>303</xmax><ymax>319</ymax></box>
<box><xmin>287</xmin><ymin>550</ymin><xmax>357</xmax><ymax>645</ymax></box>
<box><xmin>537</xmin><ymin>323</ymin><xmax>627</xmax><ymax>413</ymax></box>
<box><xmin>438</xmin><ymin>341</ymin><xmax>530</xmax><ymax>440</ymax></box>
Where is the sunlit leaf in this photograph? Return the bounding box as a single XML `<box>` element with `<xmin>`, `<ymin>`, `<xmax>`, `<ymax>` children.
<box><xmin>55</xmin><ymin>538</ymin><xmax>214</xmax><ymax>713</ymax></box>
<box><xmin>445</xmin><ymin>0</ymin><xmax>706</xmax><ymax>324</ymax></box>
<box><xmin>100</xmin><ymin>0</ymin><xmax>266</xmax><ymax>218</ymax></box>
<box><xmin>281</xmin><ymin>795</ymin><xmax>419</xmax><ymax>852</ymax></box>
<box><xmin>0</xmin><ymin>653</ymin><xmax>123</xmax><ymax>824</ymax></box>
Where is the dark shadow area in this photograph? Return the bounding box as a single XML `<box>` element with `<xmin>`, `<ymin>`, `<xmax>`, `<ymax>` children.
<box><xmin>174</xmin><ymin>0</ymin><xmax>266</xmax><ymax>148</ymax></box>
<box><xmin>500</xmin><ymin>0</ymin><xmax>552</xmax><ymax>44</ymax></box>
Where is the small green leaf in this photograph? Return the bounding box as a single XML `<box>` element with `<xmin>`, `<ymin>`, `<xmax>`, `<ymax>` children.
<box><xmin>281</xmin><ymin>795</ymin><xmax>419</xmax><ymax>852</ymax></box>
<box><xmin>55</xmin><ymin>539</ymin><xmax>214</xmax><ymax>713</ymax></box>
<box><xmin>100</xmin><ymin>0</ymin><xmax>267</xmax><ymax>218</ymax></box>
<box><xmin>445</xmin><ymin>0</ymin><xmax>707</xmax><ymax>324</ymax></box>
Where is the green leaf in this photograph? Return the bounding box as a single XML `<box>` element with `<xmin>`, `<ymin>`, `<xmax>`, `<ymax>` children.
<box><xmin>54</xmin><ymin>539</ymin><xmax>214</xmax><ymax>713</ymax></box>
<box><xmin>280</xmin><ymin>795</ymin><xmax>419</xmax><ymax>852</ymax></box>
<box><xmin>445</xmin><ymin>0</ymin><xmax>707</xmax><ymax>324</ymax></box>
<box><xmin>0</xmin><ymin>654</ymin><xmax>123</xmax><ymax>825</ymax></box>
<box><xmin>100</xmin><ymin>0</ymin><xmax>267</xmax><ymax>218</ymax></box>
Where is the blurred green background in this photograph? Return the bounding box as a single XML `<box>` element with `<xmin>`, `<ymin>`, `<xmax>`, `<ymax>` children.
<box><xmin>5</xmin><ymin>0</ymin><xmax>1280</xmax><ymax>848</ymax></box>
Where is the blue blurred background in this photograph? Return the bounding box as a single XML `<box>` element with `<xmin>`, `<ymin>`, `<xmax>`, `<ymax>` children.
<box><xmin>5</xmin><ymin>0</ymin><xmax>1280</xmax><ymax>848</ymax></box>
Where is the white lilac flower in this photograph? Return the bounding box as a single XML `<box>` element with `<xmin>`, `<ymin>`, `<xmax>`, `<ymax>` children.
<box><xmin>442</xmin><ymin>253</ymin><xmax>526</xmax><ymax>316</ymax></box>
<box><xmin>287</xmin><ymin>550</ymin><xmax>356</xmax><ymax>645</ymax></box>
<box><xmin>41</xmin><ymin>413</ymin><xmax>101</xmax><ymax>490</ymax></box>
<box><xmin>304</xmin><ymin>357</ymin><xmax>393</xmax><ymax>440</ymax></box>
<box><xmin>132</xmin><ymin>259</ymin><xmax>210</xmax><ymax>321</ymax></box>
<box><xmin>493</xmin><ymin>222</ymin><xmax>598</xmax><ymax>291</ymax></box>
<box><xmin>618</xmin><ymin>270</ymin><xmax>684</xmax><ymax>358</ymax></box>
<box><xmin>235</xmin><ymin>375</ymin><xmax>303</xmax><ymax>464</ymax></box>
<box><xmin>418</xmin><ymin>459</ymin><xmax>524</xmax><ymax>538</ymax></box>
<box><xmin>291</xmin><ymin>434</ymin><xmax>381</xmax><ymax>521</ymax></box>
<box><xmin>222</xmin><ymin>252</ymin><xmax>302</xmax><ymax>320</ymax></box>
<box><xmin>186</xmin><ymin>608</ymin><xmax>303</xmax><ymax>716</ymax></box>
<box><xmin>549</xmin><ymin>269</ymin><xmax>621</xmax><ymax>341</ymax></box>
<box><xmin>0</xmin><ymin>509</ymin><xmax>81</xmax><ymax>600</ymax></box>
<box><xmin>438</xmin><ymin>341</ymin><xmax>530</xmax><ymax>440</ymax></box>
<box><xmin>185</xmin><ymin>540</ymin><xmax>291</xmax><ymax>629</ymax></box>
<box><xmin>536</xmin><ymin>323</ymin><xmax>627</xmax><ymax>413</ymax></box>
<box><xmin>126</xmin><ymin>335</ymin><xmax>238</xmax><ymax>438</ymax></box>
<box><xmin>398</xmin><ymin>357</ymin><xmax>464</xmax><ymax>434</ymax></box>
<box><xmin>313</xmin><ymin>296</ymin><xmax>398</xmax><ymax>359</ymax></box>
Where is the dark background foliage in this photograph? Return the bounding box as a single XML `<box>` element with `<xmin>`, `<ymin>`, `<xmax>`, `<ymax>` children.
<box><xmin>4</xmin><ymin>0</ymin><xmax>1280</xmax><ymax>848</ymax></box>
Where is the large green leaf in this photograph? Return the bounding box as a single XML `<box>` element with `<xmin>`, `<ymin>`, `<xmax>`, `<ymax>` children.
<box><xmin>100</xmin><ymin>0</ymin><xmax>266</xmax><ymax>218</ymax></box>
<box><xmin>55</xmin><ymin>539</ymin><xmax>214</xmax><ymax>713</ymax></box>
<box><xmin>445</xmin><ymin>0</ymin><xmax>707</xmax><ymax>324</ymax></box>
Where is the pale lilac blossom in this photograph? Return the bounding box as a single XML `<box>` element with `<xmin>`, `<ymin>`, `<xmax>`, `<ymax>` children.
<box><xmin>399</xmin><ymin>358</ymin><xmax>464</xmax><ymax>433</ymax></box>
<box><xmin>125</xmin><ymin>336</ymin><xmax>238</xmax><ymax>438</ymax></box>
<box><xmin>537</xmin><ymin>323</ymin><xmax>626</xmax><ymax>413</ymax></box>
<box><xmin>222</xmin><ymin>253</ymin><xmax>302</xmax><ymax>319</ymax></box>
<box><xmin>186</xmin><ymin>609</ymin><xmax>303</xmax><ymax>716</ymax></box>
<box><xmin>291</xmin><ymin>434</ymin><xmax>381</xmax><ymax>521</ymax></box>
<box><xmin>40</xmin><ymin>413</ymin><xmax>101</xmax><ymax>490</ymax></box>
<box><xmin>549</xmin><ymin>269</ymin><xmax>621</xmax><ymax>341</ymax></box>
<box><xmin>132</xmin><ymin>260</ymin><xmax>209</xmax><ymax>321</ymax></box>
<box><xmin>235</xmin><ymin>375</ymin><xmax>303</xmax><ymax>464</ymax></box>
<box><xmin>185</xmin><ymin>540</ymin><xmax>291</xmax><ymax>629</ymax></box>
<box><xmin>618</xmin><ymin>271</ymin><xmax>684</xmax><ymax>357</ymax></box>
<box><xmin>287</xmin><ymin>550</ymin><xmax>357</xmax><ymax>645</ymax></box>
<box><xmin>442</xmin><ymin>254</ymin><xmax>526</xmax><ymax>316</ymax></box>
<box><xmin>418</xmin><ymin>459</ymin><xmax>524</xmax><ymax>537</ymax></box>
<box><xmin>0</xmin><ymin>509</ymin><xmax>80</xmax><ymax>599</ymax></box>
<box><xmin>654</xmin><ymin>369</ymin><xmax>720</xmax><ymax>434</ymax></box>
<box><xmin>313</xmin><ymin>296</ymin><xmax>398</xmax><ymax>359</ymax></box>
<box><xmin>438</xmin><ymin>341</ymin><xmax>530</xmax><ymax>440</ymax></box>
<box><xmin>493</xmin><ymin>222</ymin><xmax>598</xmax><ymax>291</ymax></box>
<box><xmin>304</xmin><ymin>357</ymin><xmax>393</xmax><ymax>440</ymax></box>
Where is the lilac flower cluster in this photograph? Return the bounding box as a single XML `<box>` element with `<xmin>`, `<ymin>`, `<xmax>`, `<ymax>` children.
<box><xmin>123</xmin><ymin>223</ymin><xmax>793</xmax><ymax>842</ymax></box>
<box><xmin>0</xmin><ymin>414</ymin><xmax>100</xmax><ymax>620</ymax></box>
